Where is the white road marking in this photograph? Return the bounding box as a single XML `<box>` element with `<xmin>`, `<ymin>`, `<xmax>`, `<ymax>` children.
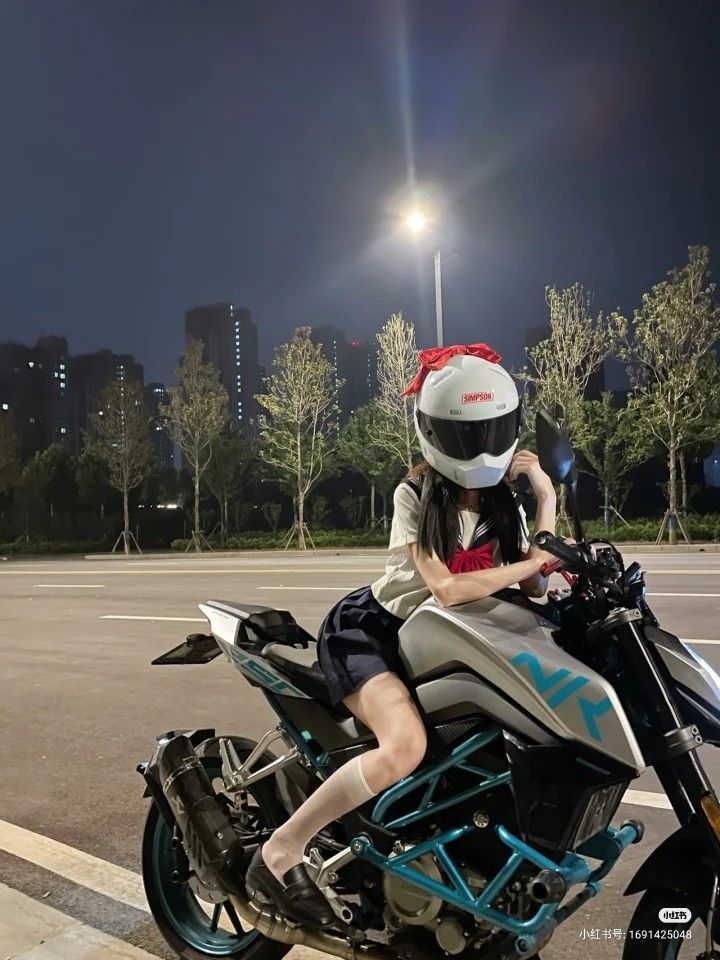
<box><xmin>649</xmin><ymin>592</ymin><xmax>720</xmax><ymax>598</ymax></box>
<box><xmin>0</xmin><ymin>819</ymin><xmax>147</xmax><ymax>913</ymax></box>
<box><xmin>682</xmin><ymin>638</ymin><xmax>720</xmax><ymax>646</ymax></box>
<box><xmin>624</xmin><ymin>789</ymin><xmax>673</xmax><ymax>810</ymax></box>
<box><xmin>100</xmin><ymin>615</ymin><xmax>206</xmax><ymax>622</ymax></box>
<box><xmin>646</xmin><ymin>570</ymin><xmax>720</xmax><ymax>575</ymax></box>
<box><xmin>256</xmin><ymin>586</ymin><xmax>357</xmax><ymax>591</ymax></box>
<box><xmin>0</xmin><ymin>882</ymin><xmax>157</xmax><ymax>959</ymax></box>
<box><xmin>0</xmin><ymin>825</ymin><xmax>327</xmax><ymax>960</ymax></box>
<box><xmin>35</xmin><ymin>584</ymin><xmax>106</xmax><ymax>589</ymax></box>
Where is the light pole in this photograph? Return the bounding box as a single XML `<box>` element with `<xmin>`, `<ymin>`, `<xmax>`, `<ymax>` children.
<box><xmin>405</xmin><ymin>209</ymin><xmax>444</xmax><ymax>346</ymax></box>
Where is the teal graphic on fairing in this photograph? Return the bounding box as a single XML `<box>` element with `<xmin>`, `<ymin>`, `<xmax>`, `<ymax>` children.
<box><xmin>511</xmin><ymin>652</ymin><xmax>613</xmax><ymax>741</ymax></box>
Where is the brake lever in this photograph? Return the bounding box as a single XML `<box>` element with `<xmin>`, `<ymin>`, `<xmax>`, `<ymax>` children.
<box><xmin>534</xmin><ymin>531</ymin><xmax>616</xmax><ymax>588</ymax></box>
<box><xmin>539</xmin><ymin>557</ymin><xmax>578</xmax><ymax>586</ymax></box>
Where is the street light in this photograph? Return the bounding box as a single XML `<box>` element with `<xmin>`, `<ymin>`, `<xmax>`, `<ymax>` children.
<box><xmin>405</xmin><ymin>209</ymin><xmax>427</xmax><ymax>234</ymax></box>
<box><xmin>405</xmin><ymin>210</ymin><xmax>444</xmax><ymax>347</ymax></box>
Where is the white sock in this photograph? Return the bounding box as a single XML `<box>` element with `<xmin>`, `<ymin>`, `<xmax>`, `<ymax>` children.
<box><xmin>262</xmin><ymin>754</ymin><xmax>376</xmax><ymax>882</ymax></box>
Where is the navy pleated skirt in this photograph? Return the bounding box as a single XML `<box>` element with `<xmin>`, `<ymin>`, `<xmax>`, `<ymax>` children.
<box><xmin>316</xmin><ymin>585</ymin><xmax>406</xmax><ymax>706</ymax></box>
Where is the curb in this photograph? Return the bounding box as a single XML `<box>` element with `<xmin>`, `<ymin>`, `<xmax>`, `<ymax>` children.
<box><xmin>83</xmin><ymin>547</ymin><xmax>391</xmax><ymax>560</ymax></box>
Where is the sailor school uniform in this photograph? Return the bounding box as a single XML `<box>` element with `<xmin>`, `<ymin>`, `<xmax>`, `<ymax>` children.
<box><xmin>316</xmin><ymin>478</ymin><xmax>530</xmax><ymax>706</ymax></box>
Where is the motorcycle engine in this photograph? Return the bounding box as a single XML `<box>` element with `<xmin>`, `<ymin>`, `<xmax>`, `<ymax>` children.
<box><xmin>383</xmin><ymin>848</ymin><xmax>490</xmax><ymax>955</ymax></box>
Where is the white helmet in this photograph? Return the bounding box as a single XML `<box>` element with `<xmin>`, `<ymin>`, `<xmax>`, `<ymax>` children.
<box><xmin>413</xmin><ymin>354</ymin><xmax>521</xmax><ymax>489</ymax></box>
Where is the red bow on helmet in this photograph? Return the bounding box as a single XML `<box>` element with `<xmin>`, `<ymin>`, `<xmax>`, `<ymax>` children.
<box><xmin>401</xmin><ymin>343</ymin><xmax>502</xmax><ymax>397</ymax></box>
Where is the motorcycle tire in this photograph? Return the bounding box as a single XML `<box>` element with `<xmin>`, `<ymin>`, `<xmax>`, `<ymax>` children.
<box><xmin>142</xmin><ymin>736</ymin><xmax>291</xmax><ymax>960</ymax></box>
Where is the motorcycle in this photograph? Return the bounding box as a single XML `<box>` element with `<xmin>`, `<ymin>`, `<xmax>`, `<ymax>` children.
<box><xmin>138</xmin><ymin>411</ymin><xmax>720</xmax><ymax>960</ymax></box>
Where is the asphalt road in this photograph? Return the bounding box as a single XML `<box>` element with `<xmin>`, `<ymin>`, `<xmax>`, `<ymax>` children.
<box><xmin>2</xmin><ymin>549</ymin><xmax>720</xmax><ymax>959</ymax></box>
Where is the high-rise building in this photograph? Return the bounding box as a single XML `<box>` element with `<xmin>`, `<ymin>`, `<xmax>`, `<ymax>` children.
<box><xmin>0</xmin><ymin>336</ymin><xmax>72</xmax><ymax>458</ymax></box>
<box><xmin>346</xmin><ymin>338</ymin><xmax>378</xmax><ymax>415</ymax></box>
<box><xmin>309</xmin><ymin>327</ymin><xmax>378</xmax><ymax>424</ymax></box>
<box><xmin>70</xmin><ymin>349</ymin><xmax>144</xmax><ymax>452</ymax></box>
<box><xmin>185</xmin><ymin>303</ymin><xmax>259</xmax><ymax>434</ymax></box>
<box><xmin>309</xmin><ymin>323</ymin><xmax>345</xmax><ymax>406</ymax></box>
<box><xmin>144</xmin><ymin>382</ymin><xmax>174</xmax><ymax>472</ymax></box>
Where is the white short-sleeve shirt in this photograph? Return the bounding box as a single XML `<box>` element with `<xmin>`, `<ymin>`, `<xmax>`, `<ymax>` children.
<box><xmin>370</xmin><ymin>481</ymin><xmax>529</xmax><ymax>620</ymax></box>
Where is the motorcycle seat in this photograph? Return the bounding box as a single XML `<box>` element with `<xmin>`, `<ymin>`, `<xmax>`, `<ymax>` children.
<box><xmin>262</xmin><ymin>642</ymin><xmax>350</xmax><ymax>717</ymax></box>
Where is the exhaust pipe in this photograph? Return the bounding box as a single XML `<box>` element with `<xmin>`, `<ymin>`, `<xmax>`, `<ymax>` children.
<box><xmin>156</xmin><ymin>734</ymin><xmax>247</xmax><ymax>897</ymax></box>
<box><xmin>157</xmin><ymin>735</ymin><xmax>393</xmax><ymax>960</ymax></box>
<box><xmin>229</xmin><ymin>895</ymin><xmax>394</xmax><ymax>960</ymax></box>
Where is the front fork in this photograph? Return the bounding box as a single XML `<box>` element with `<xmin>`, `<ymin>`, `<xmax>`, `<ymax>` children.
<box><xmin>611</xmin><ymin>612</ymin><xmax>720</xmax><ymax>856</ymax></box>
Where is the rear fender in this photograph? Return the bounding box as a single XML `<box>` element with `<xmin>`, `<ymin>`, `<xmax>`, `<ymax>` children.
<box><xmin>625</xmin><ymin>821</ymin><xmax>715</xmax><ymax>901</ymax></box>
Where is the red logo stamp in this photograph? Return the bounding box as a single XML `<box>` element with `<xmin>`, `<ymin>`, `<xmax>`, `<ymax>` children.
<box><xmin>462</xmin><ymin>391</ymin><xmax>494</xmax><ymax>404</ymax></box>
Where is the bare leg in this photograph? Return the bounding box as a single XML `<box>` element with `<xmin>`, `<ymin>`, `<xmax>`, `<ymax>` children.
<box><xmin>262</xmin><ymin>671</ymin><xmax>426</xmax><ymax>880</ymax></box>
<box><xmin>342</xmin><ymin>671</ymin><xmax>427</xmax><ymax>792</ymax></box>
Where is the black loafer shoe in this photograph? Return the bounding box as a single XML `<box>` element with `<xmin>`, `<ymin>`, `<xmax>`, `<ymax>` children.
<box><xmin>245</xmin><ymin>844</ymin><xmax>336</xmax><ymax>928</ymax></box>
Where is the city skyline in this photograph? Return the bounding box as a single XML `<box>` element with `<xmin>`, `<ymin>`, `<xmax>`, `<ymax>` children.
<box><xmin>1</xmin><ymin>2</ymin><xmax>719</xmax><ymax>388</ymax></box>
<box><xmin>0</xmin><ymin>307</ymin><xmax>388</xmax><ymax>459</ymax></box>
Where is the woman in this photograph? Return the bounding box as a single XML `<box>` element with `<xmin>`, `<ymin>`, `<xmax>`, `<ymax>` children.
<box><xmin>246</xmin><ymin>343</ymin><xmax>557</xmax><ymax>926</ymax></box>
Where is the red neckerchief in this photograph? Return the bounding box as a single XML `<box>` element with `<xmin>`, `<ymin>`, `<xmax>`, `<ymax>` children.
<box><xmin>447</xmin><ymin>542</ymin><xmax>495</xmax><ymax>573</ymax></box>
<box><xmin>405</xmin><ymin>479</ymin><xmax>498</xmax><ymax>573</ymax></box>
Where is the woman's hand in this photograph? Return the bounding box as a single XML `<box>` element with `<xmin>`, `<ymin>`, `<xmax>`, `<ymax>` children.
<box><xmin>508</xmin><ymin>449</ymin><xmax>556</xmax><ymax>501</ymax></box>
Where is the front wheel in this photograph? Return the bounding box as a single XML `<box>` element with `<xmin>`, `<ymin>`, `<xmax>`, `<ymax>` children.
<box><xmin>141</xmin><ymin>739</ymin><xmax>290</xmax><ymax>960</ymax></box>
<box><xmin>622</xmin><ymin>887</ymin><xmax>706</xmax><ymax>960</ymax></box>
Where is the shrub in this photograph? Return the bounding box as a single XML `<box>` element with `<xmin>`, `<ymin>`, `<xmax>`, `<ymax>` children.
<box><xmin>171</xmin><ymin>528</ymin><xmax>390</xmax><ymax>550</ymax></box>
<box><xmin>0</xmin><ymin>540</ymin><xmax>107</xmax><ymax>556</ymax></box>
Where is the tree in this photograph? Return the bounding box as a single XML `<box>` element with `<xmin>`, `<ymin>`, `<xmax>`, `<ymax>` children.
<box><xmin>76</xmin><ymin>440</ymin><xmax>115</xmax><ymax>520</ymax></box>
<box><xmin>520</xmin><ymin>284</ymin><xmax>624</xmax><ymax>439</ymax></box>
<box><xmin>309</xmin><ymin>494</ymin><xmax>330</xmax><ymax>529</ymax></box>
<box><xmin>161</xmin><ymin>339</ymin><xmax>229</xmax><ymax>551</ymax></box>
<box><xmin>90</xmin><ymin>379</ymin><xmax>153</xmax><ymax>554</ymax></box>
<box><xmin>340</xmin><ymin>494</ymin><xmax>365</xmax><ymax>528</ymax></box>
<box><xmin>338</xmin><ymin>403</ymin><xmax>404</xmax><ymax>526</ymax></box>
<box><xmin>18</xmin><ymin>445</ymin><xmax>77</xmax><ymax>539</ymax></box>
<box><xmin>0</xmin><ymin>413</ymin><xmax>20</xmax><ymax>495</ymax></box>
<box><xmin>574</xmin><ymin>392</ymin><xmax>654</xmax><ymax>531</ymax></box>
<box><xmin>623</xmin><ymin>246</ymin><xmax>720</xmax><ymax>543</ymax></box>
<box><xmin>261</xmin><ymin>501</ymin><xmax>282</xmax><ymax>532</ymax></box>
<box><xmin>375</xmin><ymin>312</ymin><xmax>420</xmax><ymax>470</ymax></box>
<box><xmin>256</xmin><ymin>327</ymin><xmax>340</xmax><ymax>550</ymax></box>
<box><xmin>203</xmin><ymin>426</ymin><xmax>253</xmax><ymax>544</ymax></box>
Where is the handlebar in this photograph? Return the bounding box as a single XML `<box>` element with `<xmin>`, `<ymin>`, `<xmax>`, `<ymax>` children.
<box><xmin>533</xmin><ymin>531</ymin><xmax>619</xmax><ymax>586</ymax></box>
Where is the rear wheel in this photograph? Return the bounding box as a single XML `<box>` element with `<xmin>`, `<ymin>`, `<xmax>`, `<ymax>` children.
<box><xmin>142</xmin><ymin>738</ymin><xmax>291</xmax><ymax>960</ymax></box>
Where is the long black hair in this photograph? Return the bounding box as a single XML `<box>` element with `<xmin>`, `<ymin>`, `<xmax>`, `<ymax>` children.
<box><xmin>412</xmin><ymin>462</ymin><xmax>523</xmax><ymax>566</ymax></box>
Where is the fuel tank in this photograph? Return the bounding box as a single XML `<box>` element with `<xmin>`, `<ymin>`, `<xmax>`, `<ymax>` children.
<box><xmin>398</xmin><ymin>595</ymin><xmax>645</xmax><ymax>773</ymax></box>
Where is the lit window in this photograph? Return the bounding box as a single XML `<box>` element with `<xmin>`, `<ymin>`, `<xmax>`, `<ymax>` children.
<box><xmin>28</xmin><ymin>361</ymin><xmax>35</xmax><ymax>368</ymax></box>
<box><xmin>1</xmin><ymin>403</ymin><xmax>8</xmax><ymax>411</ymax></box>
<box><xmin>29</xmin><ymin>417</ymin><xmax>35</xmax><ymax>424</ymax></box>
<box><xmin>60</xmin><ymin>363</ymin><xmax>65</xmax><ymax>370</ymax></box>
<box><xmin>60</xmin><ymin>427</ymin><xmax>67</xmax><ymax>434</ymax></box>
<box><xmin>60</xmin><ymin>373</ymin><xmax>65</xmax><ymax>379</ymax></box>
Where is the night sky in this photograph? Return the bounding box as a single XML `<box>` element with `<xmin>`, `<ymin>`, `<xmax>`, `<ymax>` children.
<box><xmin>1</xmin><ymin>0</ymin><xmax>719</xmax><ymax>386</ymax></box>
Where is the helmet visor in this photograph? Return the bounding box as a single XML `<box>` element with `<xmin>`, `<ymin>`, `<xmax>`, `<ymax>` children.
<box><xmin>417</xmin><ymin>407</ymin><xmax>520</xmax><ymax>461</ymax></box>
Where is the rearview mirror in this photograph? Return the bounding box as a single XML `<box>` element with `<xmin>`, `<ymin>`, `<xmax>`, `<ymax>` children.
<box><xmin>535</xmin><ymin>409</ymin><xmax>575</xmax><ymax>485</ymax></box>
